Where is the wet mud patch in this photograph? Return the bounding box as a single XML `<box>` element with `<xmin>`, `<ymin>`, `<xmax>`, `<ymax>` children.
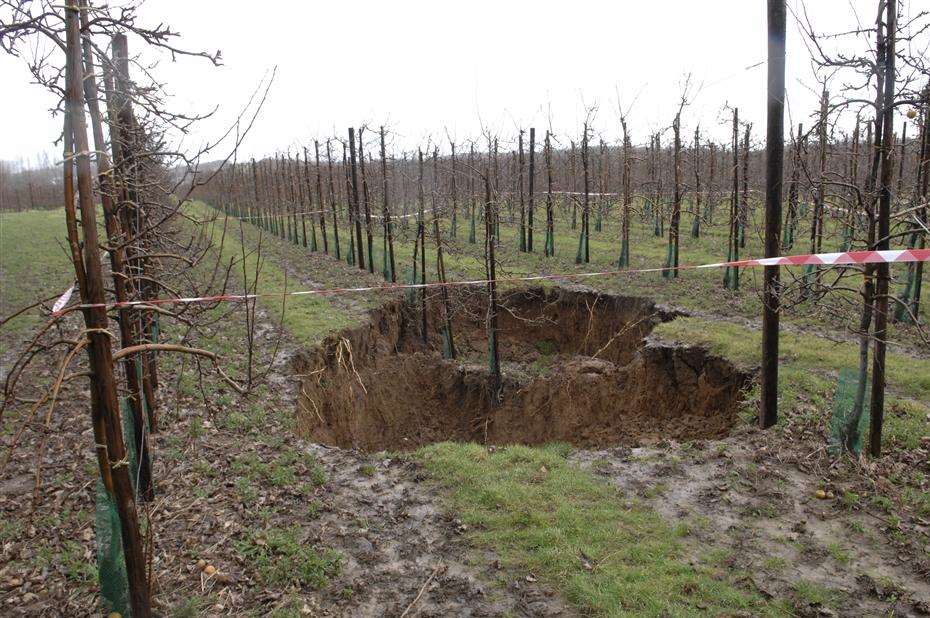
<box><xmin>293</xmin><ymin>287</ymin><xmax>751</xmax><ymax>451</ymax></box>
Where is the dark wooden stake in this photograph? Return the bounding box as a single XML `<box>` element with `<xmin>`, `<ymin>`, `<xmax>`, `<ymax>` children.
<box><xmin>417</xmin><ymin>149</ymin><xmax>428</xmax><ymax>343</ymax></box>
<box><xmin>325</xmin><ymin>140</ymin><xmax>341</xmax><ymax>259</ymax></box>
<box><xmin>518</xmin><ymin>130</ymin><xmax>526</xmax><ymax>252</ymax></box>
<box><xmin>544</xmin><ymin>130</ymin><xmax>555</xmax><ymax>257</ymax></box>
<box><xmin>664</xmin><ymin>113</ymin><xmax>682</xmax><ymax>278</ymax></box>
<box><xmin>528</xmin><ymin>127</ymin><xmax>536</xmax><ymax>252</ymax></box>
<box><xmin>484</xmin><ymin>174</ymin><xmax>501</xmax><ymax>403</ymax></box>
<box><xmin>358</xmin><ymin>128</ymin><xmax>374</xmax><ymax>272</ymax></box>
<box><xmin>761</xmin><ymin>0</ymin><xmax>786</xmax><ymax>430</ymax></box>
<box><xmin>870</xmin><ymin>0</ymin><xmax>897</xmax><ymax>457</ymax></box>
<box><xmin>348</xmin><ymin>128</ymin><xmax>365</xmax><ymax>270</ymax></box>
<box><xmin>312</xmin><ymin>142</ymin><xmax>329</xmax><ymax>254</ymax></box>
<box><xmin>431</xmin><ymin>149</ymin><xmax>455</xmax><ymax>358</ymax></box>
<box><xmin>380</xmin><ymin>127</ymin><xmax>396</xmax><ymax>282</ymax></box>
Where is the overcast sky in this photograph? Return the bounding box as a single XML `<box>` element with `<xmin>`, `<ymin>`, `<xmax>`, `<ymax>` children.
<box><xmin>0</xmin><ymin>1</ymin><xmax>922</xmax><ymax>165</ymax></box>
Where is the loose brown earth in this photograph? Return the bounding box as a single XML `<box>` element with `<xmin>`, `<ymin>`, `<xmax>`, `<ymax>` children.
<box><xmin>574</xmin><ymin>436</ymin><xmax>930</xmax><ymax>616</ymax></box>
<box><xmin>294</xmin><ymin>286</ymin><xmax>750</xmax><ymax>452</ymax></box>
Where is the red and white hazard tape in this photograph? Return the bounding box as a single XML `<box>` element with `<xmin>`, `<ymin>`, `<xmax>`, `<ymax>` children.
<box><xmin>697</xmin><ymin>248</ymin><xmax>930</xmax><ymax>269</ymax></box>
<box><xmin>232</xmin><ymin>208</ymin><xmax>424</xmax><ymax>222</ymax></box>
<box><xmin>49</xmin><ymin>248</ymin><xmax>930</xmax><ymax>317</ymax></box>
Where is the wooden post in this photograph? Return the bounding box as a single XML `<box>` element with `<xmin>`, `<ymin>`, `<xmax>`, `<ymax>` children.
<box><xmin>570</xmin><ymin>141</ymin><xmax>577</xmax><ymax>229</ymax></box>
<box><xmin>301</xmin><ymin>148</ymin><xmax>318</xmax><ymax>251</ymax></box>
<box><xmin>449</xmin><ymin>140</ymin><xmax>458</xmax><ymax>239</ymax></box>
<box><xmin>380</xmin><ymin>127</ymin><xmax>396</xmax><ymax>282</ymax></box>
<box><xmin>654</xmin><ymin>134</ymin><xmax>664</xmax><ymax>237</ymax></box>
<box><xmin>358</xmin><ymin>128</ymin><xmax>375</xmax><ymax>272</ymax></box>
<box><xmin>417</xmin><ymin>149</ymin><xmax>428</xmax><ymax>343</ymax></box>
<box><xmin>619</xmin><ymin>119</ymin><xmax>631</xmax><ymax>266</ymax></box>
<box><xmin>431</xmin><ymin>149</ymin><xmax>455</xmax><ymax>358</ymax></box>
<box><xmin>870</xmin><ymin>0</ymin><xmax>897</xmax><ymax>457</ymax></box>
<box><xmin>725</xmin><ymin>109</ymin><xmax>741</xmax><ymax>290</ymax></box>
<box><xmin>784</xmin><ymin>124</ymin><xmax>802</xmax><ymax>249</ymax></box>
<box><xmin>577</xmin><ymin>124</ymin><xmax>591</xmax><ymax>264</ymax></box>
<box><xmin>348</xmin><ymin>128</ymin><xmax>366</xmax><ymax>270</ymax></box>
<box><xmin>111</xmin><ymin>34</ymin><xmax>160</xmax><ymax>433</ymax></box>
<box><xmin>707</xmin><ymin>142</ymin><xmax>717</xmax><ymax>224</ymax></box>
<box><xmin>740</xmin><ymin>123</ymin><xmax>751</xmax><ymax>249</ymax></box>
<box><xmin>528</xmin><ymin>127</ymin><xmax>536</xmax><ymax>252</ymax></box>
<box><xmin>691</xmin><ymin>126</ymin><xmax>703</xmax><ymax>238</ymax></box>
<box><xmin>545</xmin><ymin>130</ymin><xmax>555</xmax><ymax>257</ymax></box>
<box><xmin>469</xmin><ymin>144</ymin><xmax>477</xmax><ymax>244</ymax></box>
<box><xmin>761</xmin><ymin>0</ymin><xmax>786</xmax><ymax>430</ymax></box>
<box><xmin>325</xmin><ymin>140</ymin><xmax>341</xmax><ymax>259</ymax></box>
<box><xmin>312</xmin><ymin>142</ymin><xmax>329</xmax><ymax>254</ymax></box>
<box><xmin>484</xmin><ymin>174</ymin><xmax>501</xmax><ymax>403</ymax></box>
<box><xmin>665</xmin><ymin>113</ymin><xmax>682</xmax><ymax>278</ymax></box>
<box><xmin>518</xmin><ymin>130</ymin><xmax>526</xmax><ymax>252</ymax></box>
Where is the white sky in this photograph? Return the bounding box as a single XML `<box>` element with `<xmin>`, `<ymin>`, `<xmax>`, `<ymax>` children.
<box><xmin>0</xmin><ymin>0</ymin><xmax>921</xmax><ymax>164</ymax></box>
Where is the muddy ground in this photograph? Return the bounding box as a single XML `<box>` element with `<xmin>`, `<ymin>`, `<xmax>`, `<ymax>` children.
<box><xmin>575</xmin><ymin>436</ymin><xmax>930</xmax><ymax>617</ymax></box>
<box><xmin>294</xmin><ymin>286</ymin><xmax>748</xmax><ymax>452</ymax></box>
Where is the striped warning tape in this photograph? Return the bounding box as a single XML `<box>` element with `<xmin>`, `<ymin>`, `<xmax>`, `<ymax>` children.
<box><xmin>48</xmin><ymin>248</ymin><xmax>930</xmax><ymax>317</ymax></box>
<box><xmin>231</xmin><ymin>208</ymin><xmax>425</xmax><ymax>222</ymax></box>
<box><xmin>697</xmin><ymin>248</ymin><xmax>930</xmax><ymax>269</ymax></box>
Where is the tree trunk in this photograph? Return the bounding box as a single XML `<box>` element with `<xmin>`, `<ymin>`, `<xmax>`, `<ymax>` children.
<box><xmin>725</xmin><ymin>109</ymin><xmax>741</xmax><ymax>290</ymax></box>
<box><xmin>326</xmin><ymin>140</ymin><xmax>341</xmax><ymax>259</ymax></box>
<box><xmin>66</xmin><ymin>8</ymin><xmax>150</xmax><ymax>615</ymax></box>
<box><xmin>380</xmin><ymin>127</ymin><xmax>396</xmax><ymax>282</ymax></box>
<box><xmin>870</xmin><ymin>0</ymin><xmax>897</xmax><ymax>458</ymax></box>
<box><xmin>484</xmin><ymin>175</ymin><xmax>501</xmax><ymax>403</ymax></box>
<box><xmin>80</xmin><ymin>4</ymin><xmax>153</xmax><ymax>501</ymax></box>
<box><xmin>664</xmin><ymin>113</ymin><xmax>682</xmax><ymax>278</ymax></box>
<box><xmin>528</xmin><ymin>127</ymin><xmax>536</xmax><ymax>252</ymax></box>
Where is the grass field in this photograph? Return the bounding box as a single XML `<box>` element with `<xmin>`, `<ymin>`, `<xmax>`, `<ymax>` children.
<box><xmin>0</xmin><ymin>209</ymin><xmax>74</xmax><ymax>336</ymax></box>
<box><xmin>242</xmin><ymin>197</ymin><xmax>929</xmax><ymax>333</ymax></box>
<box><xmin>419</xmin><ymin>441</ymin><xmax>788</xmax><ymax>616</ymax></box>
<box><xmin>2</xmin><ymin>204</ymin><xmax>929</xmax><ymax>616</ymax></box>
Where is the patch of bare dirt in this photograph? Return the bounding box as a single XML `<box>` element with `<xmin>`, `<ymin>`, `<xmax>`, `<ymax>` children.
<box><xmin>573</xmin><ymin>430</ymin><xmax>930</xmax><ymax>617</ymax></box>
<box><xmin>300</xmin><ymin>444</ymin><xmax>575</xmax><ymax>617</ymax></box>
<box><xmin>294</xmin><ymin>286</ymin><xmax>749</xmax><ymax>451</ymax></box>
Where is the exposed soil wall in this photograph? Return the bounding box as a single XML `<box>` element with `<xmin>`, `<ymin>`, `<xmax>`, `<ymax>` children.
<box><xmin>292</xmin><ymin>287</ymin><xmax>751</xmax><ymax>451</ymax></box>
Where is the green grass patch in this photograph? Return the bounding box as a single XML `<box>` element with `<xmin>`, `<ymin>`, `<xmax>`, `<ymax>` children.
<box><xmin>234</xmin><ymin>526</ymin><xmax>340</xmax><ymax>589</ymax></box>
<box><xmin>654</xmin><ymin>316</ymin><xmax>930</xmax><ymax>449</ymax></box>
<box><xmin>0</xmin><ymin>209</ymin><xmax>73</xmax><ymax>334</ymax></box>
<box><xmin>791</xmin><ymin>580</ymin><xmax>843</xmax><ymax>608</ymax></box>
<box><xmin>188</xmin><ymin>201</ymin><xmax>354</xmax><ymax>346</ymax></box>
<box><xmin>418</xmin><ymin>442</ymin><xmax>782</xmax><ymax>617</ymax></box>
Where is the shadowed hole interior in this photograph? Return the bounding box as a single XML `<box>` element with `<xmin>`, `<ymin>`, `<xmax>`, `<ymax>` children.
<box><xmin>293</xmin><ymin>287</ymin><xmax>751</xmax><ymax>451</ymax></box>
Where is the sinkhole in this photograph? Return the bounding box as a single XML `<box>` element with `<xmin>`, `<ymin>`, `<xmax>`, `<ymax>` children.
<box><xmin>292</xmin><ymin>286</ymin><xmax>751</xmax><ymax>451</ymax></box>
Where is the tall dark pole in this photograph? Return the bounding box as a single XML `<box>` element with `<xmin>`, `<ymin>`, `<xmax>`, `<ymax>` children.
<box><xmin>870</xmin><ymin>0</ymin><xmax>896</xmax><ymax>457</ymax></box>
<box><xmin>528</xmin><ymin>127</ymin><xmax>536</xmax><ymax>252</ymax></box>
<box><xmin>380</xmin><ymin>127</ymin><xmax>396</xmax><ymax>282</ymax></box>
<box><xmin>348</xmin><ymin>127</ymin><xmax>365</xmax><ymax>271</ymax></box>
<box><xmin>761</xmin><ymin>0</ymin><xmax>786</xmax><ymax>429</ymax></box>
<box><xmin>484</xmin><ymin>175</ymin><xmax>501</xmax><ymax>403</ymax></box>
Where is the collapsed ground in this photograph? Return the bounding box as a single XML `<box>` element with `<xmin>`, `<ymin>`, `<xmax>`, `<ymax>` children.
<box><xmin>1</xmin><ymin>206</ymin><xmax>929</xmax><ymax>616</ymax></box>
<box><xmin>295</xmin><ymin>286</ymin><xmax>747</xmax><ymax>451</ymax></box>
